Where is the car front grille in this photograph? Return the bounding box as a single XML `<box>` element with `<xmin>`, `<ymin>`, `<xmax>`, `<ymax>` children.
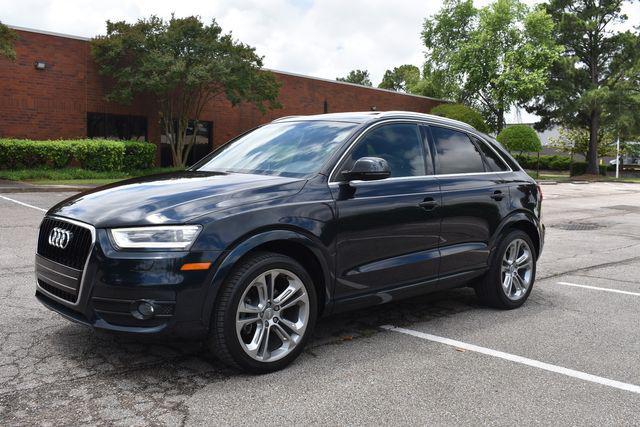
<box><xmin>37</xmin><ymin>217</ymin><xmax>93</xmax><ymax>270</ymax></box>
<box><xmin>36</xmin><ymin>217</ymin><xmax>94</xmax><ymax>304</ymax></box>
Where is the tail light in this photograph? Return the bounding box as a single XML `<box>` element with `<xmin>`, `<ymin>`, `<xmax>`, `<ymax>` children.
<box><xmin>536</xmin><ymin>184</ymin><xmax>543</xmax><ymax>202</ymax></box>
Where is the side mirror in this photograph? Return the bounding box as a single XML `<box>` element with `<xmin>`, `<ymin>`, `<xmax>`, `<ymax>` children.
<box><xmin>341</xmin><ymin>157</ymin><xmax>391</xmax><ymax>182</ymax></box>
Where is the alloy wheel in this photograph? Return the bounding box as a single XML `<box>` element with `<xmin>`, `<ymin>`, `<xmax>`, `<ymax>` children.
<box><xmin>235</xmin><ymin>268</ymin><xmax>310</xmax><ymax>362</ymax></box>
<box><xmin>500</xmin><ymin>238</ymin><xmax>533</xmax><ymax>301</ymax></box>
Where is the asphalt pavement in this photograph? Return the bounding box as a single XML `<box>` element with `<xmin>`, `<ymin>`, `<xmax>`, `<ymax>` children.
<box><xmin>1</xmin><ymin>182</ymin><xmax>639</xmax><ymax>425</ymax></box>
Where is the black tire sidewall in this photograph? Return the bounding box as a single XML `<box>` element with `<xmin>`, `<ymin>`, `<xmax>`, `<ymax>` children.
<box><xmin>490</xmin><ymin>230</ymin><xmax>537</xmax><ymax>309</ymax></box>
<box><xmin>219</xmin><ymin>254</ymin><xmax>317</xmax><ymax>373</ymax></box>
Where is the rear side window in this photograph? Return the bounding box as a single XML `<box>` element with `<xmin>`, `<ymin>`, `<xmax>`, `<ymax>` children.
<box><xmin>431</xmin><ymin>126</ymin><xmax>485</xmax><ymax>174</ymax></box>
<box><xmin>344</xmin><ymin>123</ymin><xmax>426</xmax><ymax>177</ymax></box>
<box><xmin>473</xmin><ymin>136</ymin><xmax>510</xmax><ymax>172</ymax></box>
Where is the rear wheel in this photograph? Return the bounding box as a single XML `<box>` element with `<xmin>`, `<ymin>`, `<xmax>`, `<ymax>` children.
<box><xmin>475</xmin><ymin>230</ymin><xmax>536</xmax><ymax>309</ymax></box>
<box><xmin>208</xmin><ymin>252</ymin><xmax>317</xmax><ymax>373</ymax></box>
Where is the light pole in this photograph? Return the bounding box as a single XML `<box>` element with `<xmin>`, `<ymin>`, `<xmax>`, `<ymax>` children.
<box><xmin>615</xmin><ymin>135</ymin><xmax>620</xmax><ymax>179</ymax></box>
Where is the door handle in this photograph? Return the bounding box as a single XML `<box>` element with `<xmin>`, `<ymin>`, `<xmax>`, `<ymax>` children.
<box><xmin>490</xmin><ymin>190</ymin><xmax>504</xmax><ymax>201</ymax></box>
<box><xmin>419</xmin><ymin>197</ymin><xmax>439</xmax><ymax>211</ymax></box>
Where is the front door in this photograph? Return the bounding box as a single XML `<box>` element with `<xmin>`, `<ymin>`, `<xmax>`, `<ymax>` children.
<box><xmin>330</xmin><ymin>122</ymin><xmax>441</xmax><ymax>304</ymax></box>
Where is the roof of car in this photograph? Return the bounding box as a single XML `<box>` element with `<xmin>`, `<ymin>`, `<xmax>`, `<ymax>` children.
<box><xmin>273</xmin><ymin>111</ymin><xmax>476</xmax><ymax>131</ymax></box>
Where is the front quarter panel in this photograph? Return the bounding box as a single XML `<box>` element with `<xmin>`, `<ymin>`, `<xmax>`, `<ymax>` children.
<box><xmin>190</xmin><ymin>175</ymin><xmax>337</xmax><ymax>327</ymax></box>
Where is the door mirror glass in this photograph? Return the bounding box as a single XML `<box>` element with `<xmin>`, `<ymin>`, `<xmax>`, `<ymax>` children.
<box><xmin>342</xmin><ymin>157</ymin><xmax>391</xmax><ymax>181</ymax></box>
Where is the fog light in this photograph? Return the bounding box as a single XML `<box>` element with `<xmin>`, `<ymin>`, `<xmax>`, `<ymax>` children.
<box><xmin>132</xmin><ymin>300</ymin><xmax>156</xmax><ymax>320</ymax></box>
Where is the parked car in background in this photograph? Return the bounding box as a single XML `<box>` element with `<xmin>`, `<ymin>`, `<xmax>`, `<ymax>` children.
<box><xmin>34</xmin><ymin>111</ymin><xmax>544</xmax><ymax>373</ymax></box>
<box><xmin>609</xmin><ymin>156</ymin><xmax>640</xmax><ymax>166</ymax></box>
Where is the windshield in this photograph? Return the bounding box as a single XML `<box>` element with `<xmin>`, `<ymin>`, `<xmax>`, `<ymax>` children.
<box><xmin>196</xmin><ymin>120</ymin><xmax>357</xmax><ymax>177</ymax></box>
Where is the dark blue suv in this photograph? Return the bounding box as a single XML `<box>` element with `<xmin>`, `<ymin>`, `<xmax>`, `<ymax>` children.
<box><xmin>35</xmin><ymin>111</ymin><xmax>544</xmax><ymax>373</ymax></box>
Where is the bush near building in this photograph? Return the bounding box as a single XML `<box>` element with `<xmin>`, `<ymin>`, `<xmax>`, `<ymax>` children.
<box><xmin>513</xmin><ymin>154</ymin><xmax>571</xmax><ymax>171</ymax></box>
<box><xmin>430</xmin><ymin>104</ymin><xmax>489</xmax><ymax>133</ymax></box>
<box><xmin>497</xmin><ymin>125</ymin><xmax>542</xmax><ymax>154</ymax></box>
<box><xmin>0</xmin><ymin>139</ymin><xmax>156</xmax><ymax>172</ymax></box>
<box><xmin>570</xmin><ymin>162</ymin><xmax>607</xmax><ymax>176</ymax></box>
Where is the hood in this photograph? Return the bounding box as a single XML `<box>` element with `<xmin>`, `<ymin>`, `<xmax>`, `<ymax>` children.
<box><xmin>48</xmin><ymin>171</ymin><xmax>306</xmax><ymax>228</ymax></box>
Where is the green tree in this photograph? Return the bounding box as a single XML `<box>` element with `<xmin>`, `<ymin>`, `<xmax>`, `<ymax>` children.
<box><xmin>336</xmin><ymin>69</ymin><xmax>372</xmax><ymax>86</ymax></box>
<box><xmin>430</xmin><ymin>104</ymin><xmax>490</xmax><ymax>133</ymax></box>
<box><xmin>378</xmin><ymin>65</ymin><xmax>420</xmax><ymax>92</ymax></box>
<box><xmin>549</xmin><ymin>126</ymin><xmax>616</xmax><ymax>158</ymax></box>
<box><xmin>527</xmin><ymin>0</ymin><xmax>640</xmax><ymax>175</ymax></box>
<box><xmin>0</xmin><ymin>21</ymin><xmax>17</xmax><ymax>60</ymax></box>
<box><xmin>496</xmin><ymin>125</ymin><xmax>542</xmax><ymax>153</ymax></box>
<box><xmin>91</xmin><ymin>15</ymin><xmax>280</xmax><ymax>167</ymax></box>
<box><xmin>422</xmin><ymin>0</ymin><xmax>561</xmax><ymax>132</ymax></box>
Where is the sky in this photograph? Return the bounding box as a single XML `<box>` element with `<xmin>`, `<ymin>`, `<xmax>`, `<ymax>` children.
<box><xmin>1</xmin><ymin>0</ymin><xmax>638</xmax><ymax>124</ymax></box>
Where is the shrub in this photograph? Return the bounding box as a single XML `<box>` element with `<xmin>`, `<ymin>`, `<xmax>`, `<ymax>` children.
<box><xmin>429</xmin><ymin>103</ymin><xmax>489</xmax><ymax>133</ymax></box>
<box><xmin>547</xmin><ymin>156</ymin><xmax>571</xmax><ymax>171</ymax></box>
<box><xmin>75</xmin><ymin>140</ymin><xmax>126</xmax><ymax>171</ymax></box>
<box><xmin>570</xmin><ymin>162</ymin><xmax>607</xmax><ymax>176</ymax></box>
<box><xmin>48</xmin><ymin>141</ymin><xmax>78</xmax><ymax>168</ymax></box>
<box><xmin>0</xmin><ymin>138</ymin><xmax>157</xmax><ymax>171</ymax></box>
<box><xmin>513</xmin><ymin>154</ymin><xmax>571</xmax><ymax>171</ymax></box>
<box><xmin>497</xmin><ymin>125</ymin><xmax>542</xmax><ymax>153</ymax></box>
<box><xmin>122</xmin><ymin>141</ymin><xmax>157</xmax><ymax>170</ymax></box>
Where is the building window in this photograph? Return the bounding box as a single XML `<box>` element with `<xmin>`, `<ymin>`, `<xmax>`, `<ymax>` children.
<box><xmin>87</xmin><ymin>113</ymin><xmax>148</xmax><ymax>141</ymax></box>
<box><xmin>160</xmin><ymin>120</ymin><xmax>213</xmax><ymax>167</ymax></box>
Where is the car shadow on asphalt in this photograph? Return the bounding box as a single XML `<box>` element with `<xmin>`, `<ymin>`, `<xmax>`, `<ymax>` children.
<box><xmin>43</xmin><ymin>287</ymin><xmax>483</xmax><ymax>377</ymax></box>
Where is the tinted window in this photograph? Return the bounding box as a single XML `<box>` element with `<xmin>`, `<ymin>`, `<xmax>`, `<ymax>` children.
<box><xmin>487</xmin><ymin>136</ymin><xmax>520</xmax><ymax>170</ymax></box>
<box><xmin>197</xmin><ymin>121</ymin><xmax>356</xmax><ymax>177</ymax></box>
<box><xmin>473</xmin><ymin>136</ymin><xmax>509</xmax><ymax>172</ymax></box>
<box><xmin>432</xmin><ymin>127</ymin><xmax>485</xmax><ymax>174</ymax></box>
<box><xmin>344</xmin><ymin>123</ymin><xmax>426</xmax><ymax>177</ymax></box>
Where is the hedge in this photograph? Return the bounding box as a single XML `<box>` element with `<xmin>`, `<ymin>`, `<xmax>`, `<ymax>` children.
<box><xmin>0</xmin><ymin>139</ymin><xmax>156</xmax><ymax>171</ymax></box>
<box><xmin>430</xmin><ymin>104</ymin><xmax>490</xmax><ymax>133</ymax></box>
<box><xmin>513</xmin><ymin>154</ymin><xmax>571</xmax><ymax>171</ymax></box>
<box><xmin>513</xmin><ymin>154</ymin><xmax>609</xmax><ymax>176</ymax></box>
<box><xmin>570</xmin><ymin>162</ymin><xmax>607</xmax><ymax>176</ymax></box>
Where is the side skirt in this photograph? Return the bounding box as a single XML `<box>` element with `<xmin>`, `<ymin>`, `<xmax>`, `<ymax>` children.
<box><xmin>330</xmin><ymin>268</ymin><xmax>487</xmax><ymax>314</ymax></box>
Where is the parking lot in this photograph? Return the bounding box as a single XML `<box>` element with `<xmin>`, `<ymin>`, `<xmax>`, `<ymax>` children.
<box><xmin>1</xmin><ymin>182</ymin><xmax>639</xmax><ymax>425</ymax></box>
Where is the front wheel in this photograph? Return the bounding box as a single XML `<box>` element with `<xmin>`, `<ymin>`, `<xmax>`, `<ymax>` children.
<box><xmin>208</xmin><ymin>252</ymin><xmax>317</xmax><ymax>374</ymax></box>
<box><xmin>475</xmin><ymin>230</ymin><xmax>536</xmax><ymax>309</ymax></box>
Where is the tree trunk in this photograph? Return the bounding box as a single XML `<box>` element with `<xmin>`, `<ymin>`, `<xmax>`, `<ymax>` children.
<box><xmin>496</xmin><ymin>108</ymin><xmax>505</xmax><ymax>134</ymax></box>
<box><xmin>586</xmin><ymin>109</ymin><xmax>599</xmax><ymax>175</ymax></box>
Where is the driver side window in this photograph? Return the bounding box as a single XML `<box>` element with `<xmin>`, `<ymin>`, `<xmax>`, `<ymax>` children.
<box><xmin>342</xmin><ymin>123</ymin><xmax>427</xmax><ymax>178</ymax></box>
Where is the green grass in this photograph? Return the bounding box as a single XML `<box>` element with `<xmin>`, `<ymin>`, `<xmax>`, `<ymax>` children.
<box><xmin>0</xmin><ymin>167</ymin><xmax>184</xmax><ymax>185</ymax></box>
<box><xmin>526</xmin><ymin>169</ymin><xmax>640</xmax><ymax>183</ymax></box>
<box><xmin>526</xmin><ymin>170</ymin><xmax>570</xmax><ymax>181</ymax></box>
<box><xmin>599</xmin><ymin>175</ymin><xmax>640</xmax><ymax>183</ymax></box>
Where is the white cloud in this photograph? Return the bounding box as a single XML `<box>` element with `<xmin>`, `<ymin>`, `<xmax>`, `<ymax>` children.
<box><xmin>0</xmin><ymin>0</ymin><xmax>444</xmax><ymax>84</ymax></box>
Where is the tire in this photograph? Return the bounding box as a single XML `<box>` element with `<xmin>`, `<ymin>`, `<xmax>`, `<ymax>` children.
<box><xmin>208</xmin><ymin>251</ymin><xmax>317</xmax><ymax>374</ymax></box>
<box><xmin>475</xmin><ymin>230</ymin><xmax>536</xmax><ymax>309</ymax></box>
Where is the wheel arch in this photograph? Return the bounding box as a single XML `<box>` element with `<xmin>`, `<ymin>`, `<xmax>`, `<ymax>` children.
<box><xmin>201</xmin><ymin>228</ymin><xmax>333</xmax><ymax>330</ymax></box>
<box><xmin>491</xmin><ymin>211</ymin><xmax>542</xmax><ymax>258</ymax></box>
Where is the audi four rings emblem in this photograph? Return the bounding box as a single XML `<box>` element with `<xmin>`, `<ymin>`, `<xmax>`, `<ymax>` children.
<box><xmin>48</xmin><ymin>227</ymin><xmax>73</xmax><ymax>249</ymax></box>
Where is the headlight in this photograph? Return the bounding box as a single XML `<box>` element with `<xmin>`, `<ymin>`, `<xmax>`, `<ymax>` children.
<box><xmin>109</xmin><ymin>225</ymin><xmax>202</xmax><ymax>250</ymax></box>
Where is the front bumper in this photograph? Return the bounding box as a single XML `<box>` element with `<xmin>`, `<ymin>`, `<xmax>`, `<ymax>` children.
<box><xmin>36</xmin><ymin>227</ymin><xmax>223</xmax><ymax>338</ymax></box>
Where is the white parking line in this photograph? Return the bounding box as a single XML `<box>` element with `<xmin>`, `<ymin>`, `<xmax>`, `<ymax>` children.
<box><xmin>0</xmin><ymin>195</ymin><xmax>47</xmax><ymax>212</ymax></box>
<box><xmin>557</xmin><ymin>281</ymin><xmax>640</xmax><ymax>297</ymax></box>
<box><xmin>382</xmin><ymin>325</ymin><xmax>640</xmax><ymax>395</ymax></box>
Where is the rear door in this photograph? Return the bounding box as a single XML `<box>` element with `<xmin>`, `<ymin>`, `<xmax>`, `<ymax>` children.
<box><xmin>426</xmin><ymin>125</ymin><xmax>509</xmax><ymax>278</ymax></box>
<box><xmin>331</xmin><ymin>122</ymin><xmax>441</xmax><ymax>302</ymax></box>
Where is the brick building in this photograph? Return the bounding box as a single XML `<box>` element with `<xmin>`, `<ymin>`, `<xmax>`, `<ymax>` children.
<box><xmin>0</xmin><ymin>26</ymin><xmax>446</xmax><ymax>166</ymax></box>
